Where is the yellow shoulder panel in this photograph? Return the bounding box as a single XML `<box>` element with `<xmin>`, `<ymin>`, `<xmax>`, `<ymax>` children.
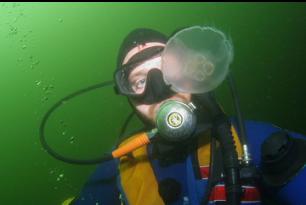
<box><xmin>61</xmin><ymin>197</ymin><xmax>75</xmax><ymax>205</ymax></box>
<box><xmin>119</xmin><ymin>133</ymin><xmax>164</xmax><ymax>205</ymax></box>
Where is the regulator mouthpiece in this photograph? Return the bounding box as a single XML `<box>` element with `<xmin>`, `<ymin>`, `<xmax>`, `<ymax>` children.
<box><xmin>156</xmin><ymin>100</ymin><xmax>197</xmax><ymax>142</ymax></box>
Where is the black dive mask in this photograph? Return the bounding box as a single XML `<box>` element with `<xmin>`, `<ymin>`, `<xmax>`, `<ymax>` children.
<box><xmin>114</xmin><ymin>46</ymin><xmax>175</xmax><ymax>104</ymax></box>
<box><xmin>116</xmin><ymin>68</ymin><xmax>175</xmax><ymax>104</ymax></box>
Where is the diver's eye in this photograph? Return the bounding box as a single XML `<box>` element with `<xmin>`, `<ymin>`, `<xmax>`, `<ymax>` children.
<box><xmin>131</xmin><ymin>78</ymin><xmax>146</xmax><ymax>94</ymax></box>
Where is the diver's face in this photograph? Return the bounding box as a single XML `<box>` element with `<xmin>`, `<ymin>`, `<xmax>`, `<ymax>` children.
<box><xmin>128</xmin><ymin>56</ymin><xmax>191</xmax><ymax>124</ymax></box>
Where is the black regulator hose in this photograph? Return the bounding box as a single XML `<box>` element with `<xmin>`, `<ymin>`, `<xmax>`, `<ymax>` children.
<box><xmin>39</xmin><ymin>81</ymin><xmax>114</xmax><ymax>165</ymax></box>
<box><xmin>196</xmin><ymin>92</ymin><xmax>241</xmax><ymax>205</ymax></box>
<box><xmin>215</xmin><ymin>115</ymin><xmax>241</xmax><ymax>205</ymax></box>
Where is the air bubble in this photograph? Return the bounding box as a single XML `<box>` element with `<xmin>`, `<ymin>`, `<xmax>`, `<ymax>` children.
<box><xmin>35</xmin><ymin>80</ymin><xmax>41</xmax><ymax>86</ymax></box>
<box><xmin>69</xmin><ymin>136</ymin><xmax>75</xmax><ymax>144</ymax></box>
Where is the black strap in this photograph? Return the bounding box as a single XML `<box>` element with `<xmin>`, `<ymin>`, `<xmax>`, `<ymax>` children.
<box><xmin>201</xmin><ymin>135</ymin><xmax>223</xmax><ymax>205</ymax></box>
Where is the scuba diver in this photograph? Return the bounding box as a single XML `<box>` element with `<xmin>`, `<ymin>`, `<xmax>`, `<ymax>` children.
<box><xmin>53</xmin><ymin>27</ymin><xmax>306</xmax><ymax>205</ymax></box>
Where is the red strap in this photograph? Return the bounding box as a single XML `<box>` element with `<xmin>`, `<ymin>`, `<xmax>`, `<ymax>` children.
<box><xmin>199</xmin><ymin>166</ymin><xmax>209</xmax><ymax>179</ymax></box>
<box><xmin>208</xmin><ymin>184</ymin><xmax>261</xmax><ymax>202</ymax></box>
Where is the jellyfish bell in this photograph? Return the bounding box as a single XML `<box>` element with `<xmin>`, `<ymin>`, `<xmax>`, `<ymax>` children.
<box><xmin>162</xmin><ymin>26</ymin><xmax>234</xmax><ymax>94</ymax></box>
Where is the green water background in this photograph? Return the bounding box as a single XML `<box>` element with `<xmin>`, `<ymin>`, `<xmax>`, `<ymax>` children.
<box><xmin>0</xmin><ymin>2</ymin><xmax>305</xmax><ymax>205</ymax></box>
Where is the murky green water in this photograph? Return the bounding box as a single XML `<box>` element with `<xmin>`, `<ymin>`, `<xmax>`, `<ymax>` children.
<box><xmin>0</xmin><ymin>2</ymin><xmax>305</xmax><ymax>205</ymax></box>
